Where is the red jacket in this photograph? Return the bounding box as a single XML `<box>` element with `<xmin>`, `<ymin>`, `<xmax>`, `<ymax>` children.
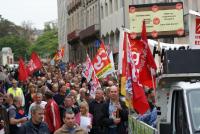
<box><xmin>44</xmin><ymin>99</ymin><xmax>61</xmax><ymax>133</ymax></box>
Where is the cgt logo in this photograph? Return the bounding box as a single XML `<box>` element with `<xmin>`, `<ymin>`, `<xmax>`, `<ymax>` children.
<box><xmin>93</xmin><ymin>48</ymin><xmax>108</xmax><ymax>71</ymax></box>
<box><xmin>196</xmin><ymin>18</ymin><xmax>200</xmax><ymax>34</ymax></box>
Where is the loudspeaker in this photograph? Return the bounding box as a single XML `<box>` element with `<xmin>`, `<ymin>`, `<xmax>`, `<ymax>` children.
<box><xmin>163</xmin><ymin>50</ymin><xmax>200</xmax><ymax>74</ymax></box>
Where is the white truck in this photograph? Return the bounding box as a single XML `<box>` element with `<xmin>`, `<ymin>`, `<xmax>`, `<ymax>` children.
<box><xmin>129</xmin><ymin>49</ymin><xmax>200</xmax><ymax>134</ymax></box>
<box><xmin>156</xmin><ymin>73</ymin><xmax>200</xmax><ymax>134</ymax></box>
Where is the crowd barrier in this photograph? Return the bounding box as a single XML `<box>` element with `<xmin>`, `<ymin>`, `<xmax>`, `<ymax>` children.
<box><xmin>128</xmin><ymin>115</ymin><xmax>158</xmax><ymax>134</ymax></box>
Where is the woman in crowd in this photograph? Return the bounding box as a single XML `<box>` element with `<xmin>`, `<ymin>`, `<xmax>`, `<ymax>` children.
<box><xmin>75</xmin><ymin>101</ymin><xmax>93</xmax><ymax>133</ymax></box>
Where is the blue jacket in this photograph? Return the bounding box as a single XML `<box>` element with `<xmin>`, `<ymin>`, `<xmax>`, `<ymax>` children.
<box><xmin>138</xmin><ymin>107</ymin><xmax>157</xmax><ymax>128</ymax></box>
<box><xmin>19</xmin><ymin>120</ymin><xmax>50</xmax><ymax>134</ymax></box>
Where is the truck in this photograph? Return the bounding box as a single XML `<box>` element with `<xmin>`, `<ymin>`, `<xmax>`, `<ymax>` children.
<box><xmin>129</xmin><ymin>49</ymin><xmax>200</xmax><ymax>134</ymax></box>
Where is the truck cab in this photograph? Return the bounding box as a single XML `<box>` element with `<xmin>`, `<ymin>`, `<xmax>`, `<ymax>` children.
<box><xmin>157</xmin><ymin>74</ymin><xmax>200</xmax><ymax>134</ymax></box>
<box><xmin>128</xmin><ymin>49</ymin><xmax>200</xmax><ymax>134</ymax></box>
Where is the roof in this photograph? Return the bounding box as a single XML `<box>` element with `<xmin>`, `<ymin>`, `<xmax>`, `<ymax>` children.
<box><xmin>172</xmin><ymin>81</ymin><xmax>200</xmax><ymax>91</ymax></box>
<box><xmin>1</xmin><ymin>47</ymin><xmax>12</xmax><ymax>54</ymax></box>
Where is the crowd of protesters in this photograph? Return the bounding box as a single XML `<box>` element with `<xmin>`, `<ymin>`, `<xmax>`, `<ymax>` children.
<box><xmin>0</xmin><ymin>61</ymin><xmax>131</xmax><ymax>134</ymax></box>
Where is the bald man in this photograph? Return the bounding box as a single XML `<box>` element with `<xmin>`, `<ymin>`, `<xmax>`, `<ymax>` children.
<box><xmin>101</xmin><ymin>86</ymin><xmax>128</xmax><ymax>134</ymax></box>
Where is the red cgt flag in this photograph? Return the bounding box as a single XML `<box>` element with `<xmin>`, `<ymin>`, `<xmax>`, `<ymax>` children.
<box><xmin>27</xmin><ymin>52</ymin><xmax>42</xmax><ymax>75</ymax></box>
<box><xmin>92</xmin><ymin>42</ymin><xmax>113</xmax><ymax>78</ymax></box>
<box><xmin>127</xmin><ymin>36</ymin><xmax>149</xmax><ymax>114</ymax></box>
<box><xmin>140</xmin><ymin>21</ymin><xmax>157</xmax><ymax>89</ymax></box>
<box><xmin>18</xmin><ymin>58</ymin><xmax>28</xmax><ymax>81</ymax></box>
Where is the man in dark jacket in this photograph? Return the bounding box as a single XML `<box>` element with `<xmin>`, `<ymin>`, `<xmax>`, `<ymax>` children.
<box><xmin>89</xmin><ymin>88</ymin><xmax>105</xmax><ymax>134</ymax></box>
<box><xmin>59</xmin><ymin>95</ymin><xmax>79</xmax><ymax>122</ymax></box>
<box><xmin>101</xmin><ymin>86</ymin><xmax>128</xmax><ymax>134</ymax></box>
<box><xmin>0</xmin><ymin>93</ymin><xmax>9</xmax><ymax>134</ymax></box>
<box><xmin>19</xmin><ymin>105</ymin><xmax>50</xmax><ymax>134</ymax></box>
<box><xmin>53</xmin><ymin>85</ymin><xmax>67</xmax><ymax>106</ymax></box>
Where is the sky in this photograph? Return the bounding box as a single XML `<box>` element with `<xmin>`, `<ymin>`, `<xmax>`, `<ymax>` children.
<box><xmin>0</xmin><ymin>0</ymin><xmax>57</xmax><ymax>29</ymax></box>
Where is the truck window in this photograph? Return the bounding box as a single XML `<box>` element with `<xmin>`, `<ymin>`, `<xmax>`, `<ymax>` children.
<box><xmin>172</xmin><ymin>91</ymin><xmax>189</xmax><ymax>134</ymax></box>
<box><xmin>187</xmin><ymin>90</ymin><xmax>200</xmax><ymax>132</ymax></box>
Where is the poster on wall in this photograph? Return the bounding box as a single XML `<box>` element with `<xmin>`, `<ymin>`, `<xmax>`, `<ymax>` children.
<box><xmin>194</xmin><ymin>17</ymin><xmax>200</xmax><ymax>45</ymax></box>
<box><xmin>129</xmin><ymin>2</ymin><xmax>185</xmax><ymax>39</ymax></box>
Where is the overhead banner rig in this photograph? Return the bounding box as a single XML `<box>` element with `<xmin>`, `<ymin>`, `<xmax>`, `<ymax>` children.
<box><xmin>129</xmin><ymin>2</ymin><xmax>185</xmax><ymax>39</ymax></box>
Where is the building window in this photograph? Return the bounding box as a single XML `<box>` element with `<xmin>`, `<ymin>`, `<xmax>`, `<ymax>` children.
<box><xmin>105</xmin><ymin>34</ymin><xmax>109</xmax><ymax>46</ymax></box>
<box><xmin>183</xmin><ymin>0</ymin><xmax>189</xmax><ymax>14</ymax></box>
<box><xmin>198</xmin><ymin>0</ymin><xmax>200</xmax><ymax>12</ymax></box>
<box><xmin>80</xmin><ymin>10</ymin><xmax>84</xmax><ymax>28</ymax></box>
<box><xmin>191</xmin><ymin>0</ymin><xmax>198</xmax><ymax>11</ymax></box>
<box><xmin>101</xmin><ymin>6</ymin><xmax>104</xmax><ymax>19</ymax></box>
<box><xmin>7</xmin><ymin>56</ymin><xmax>9</xmax><ymax>64</ymax></box>
<box><xmin>110</xmin><ymin>33</ymin><xmax>114</xmax><ymax>51</ymax></box>
<box><xmin>114</xmin><ymin>0</ymin><xmax>118</xmax><ymax>11</ymax></box>
<box><xmin>90</xmin><ymin>8</ymin><xmax>92</xmax><ymax>26</ymax></box>
<box><xmin>86</xmin><ymin>10</ymin><xmax>89</xmax><ymax>27</ymax></box>
<box><xmin>105</xmin><ymin>3</ymin><xmax>108</xmax><ymax>16</ymax></box>
<box><xmin>109</xmin><ymin>0</ymin><xmax>113</xmax><ymax>14</ymax></box>
<box><xmin>76</xmin><ymin>12</ymin><xmax>79</xmax><ymax>29</ymax></box>
<box><xmin>67</xmin><ymin>18</ymin><xmax>70</xmax><ymax>33</ymax></box>
<box><xmin>115</xmin><ymin>30</ymin><xmax>119</xmax><ymax>48</ymax></box>
<box><xmin>83</xmin><ymin>10</ymin><xmax>86</xmax><ymax>28</ymax></box>
<box><xmin>92</xmin><ymin>6</ymin><xmax>95</xmax><ymax>25</ymax></box>
<box><xmin>95</xmin><ymin>4</ymin><xmax>98</xmax><ymax>24</ymax></box>
<box><xmin>119</xmin><ymin>0</ymin><xmax>123</xmax><ymax>8</ymax></box>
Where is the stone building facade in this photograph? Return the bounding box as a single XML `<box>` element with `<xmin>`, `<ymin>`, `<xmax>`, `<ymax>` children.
<box><xmin>59</xmin><ymin>0</ymin><xmax>200</xmax><ymax>63</ymax></box>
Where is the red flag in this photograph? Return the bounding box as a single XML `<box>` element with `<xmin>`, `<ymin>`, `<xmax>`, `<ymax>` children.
<box><xmin>60</xmin><ymin>47</ymin><xmax>65</xmax><ymax>57</ymax></box>
<box><xmin>91</xmin><ymin>71</ymin><xmax>101</xmax><ymax>92</ymax></box>
<box><xmin>121</xmin><ymin>32</ymin><xmax>127</xmax><ymax>96</ymax></box>
<box><xmin>27</xmin><ymin>52</ymin><xmax>42</xmax><ymax>74</ymax></box>
<box><xmin>140</xmin><ymin>21</ymin><xmax>157</xmax><ymax>88</ymax></box>
<box><xmin>82</xmin><ymin>54</ymin><xmax>94</xmax><ymax>82</ymax></box>
<box><xmin>18</xmin><ymin>58</ymin><xmax>28</xmax><ymax>81</ymax></box>
<box><xmin>127</xmin><ymin>36</ymin><xmax>149</xmax><ymax>114</ymax></box>
<box><xmin>88</xmin><ymin>54</ymin><xmax>101</xmax><ymax>98</ymax></box>
<box><xmin>132</xmin><ymin>84</ymin><xmax>150</xmax><ymax>114</ymax></box>
<box><xmin>53</xmin><ymin>47</ymin><xmax>65</xmax><ymax>61</ymax></box>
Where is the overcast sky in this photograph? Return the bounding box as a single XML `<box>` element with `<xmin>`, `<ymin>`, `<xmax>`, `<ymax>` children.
<box><xmin>0</xmin><ymin>0</ymin><xmax>57</xmax><ymax>29</ymax></box>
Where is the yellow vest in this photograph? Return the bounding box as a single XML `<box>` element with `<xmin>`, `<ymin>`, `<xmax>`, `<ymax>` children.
<box><xmin>7</xmin><ymin>87</ymin><xmax>25</xmax><ymax>106</ymax></box>
<box><xmin>7</xmin><ymin>87</ymin><xmax>23</xmax><ymax>97</ymax></box>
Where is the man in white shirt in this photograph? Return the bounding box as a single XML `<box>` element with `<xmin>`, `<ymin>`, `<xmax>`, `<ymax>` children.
<box><xmin>28</xmin><ymin>92</ymin><xmax>47</xmax><ymax>119</ymax></box>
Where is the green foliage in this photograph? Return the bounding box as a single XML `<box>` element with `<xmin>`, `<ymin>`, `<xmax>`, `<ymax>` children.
<box><xmin>29</xmin><ymin>29</ymin><xmax>58</xmax><ymax>58</ymax></box>
<box><xmin>0</xmin><ymin>35</ymin><xmax>29</xmax><ymax>60</ymax></box>
<box><xmin>0</xmin><ymin>15</ymin><xmax>19</xmax><ymax>37</ymax></box>
<box><xmin>0</xmin><ymin>15</ymin><xmax>32</xmax><ymax>60</ymax></box>
<box><xmin>0</xmin><ymin>15</ymin><xmax>58</xmax><ymax>61</ymax></box>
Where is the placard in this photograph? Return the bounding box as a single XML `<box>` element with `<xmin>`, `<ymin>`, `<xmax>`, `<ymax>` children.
<box><xmin>129</xmin><ymin>2</ymin><xmax>184</xmax><ymax>38</ymax></box>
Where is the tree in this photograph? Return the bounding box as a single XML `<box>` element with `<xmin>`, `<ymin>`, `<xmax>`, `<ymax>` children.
<box><xmin>29</xmin><ymin>28</ymin><xmax>58</xmax><ymax>58</ymax></box>
<box><xmin>0</xmin><ymin>35</ymin><xmax>29</xmax><ymax>60</ymax></box>
<box><xmin>0</xmin><ymin>15</ymin><xmax>19</xmax><ymax>37</ymax></box>
<box><xmin>21</xmin><ymin>21</ymin><xmax>34</xmax><ymax>43</ymax></box>
<box><xmin>0</xmin><ymin>15</ymin><xmax>31</xmax><ymax>61</ymax></box>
